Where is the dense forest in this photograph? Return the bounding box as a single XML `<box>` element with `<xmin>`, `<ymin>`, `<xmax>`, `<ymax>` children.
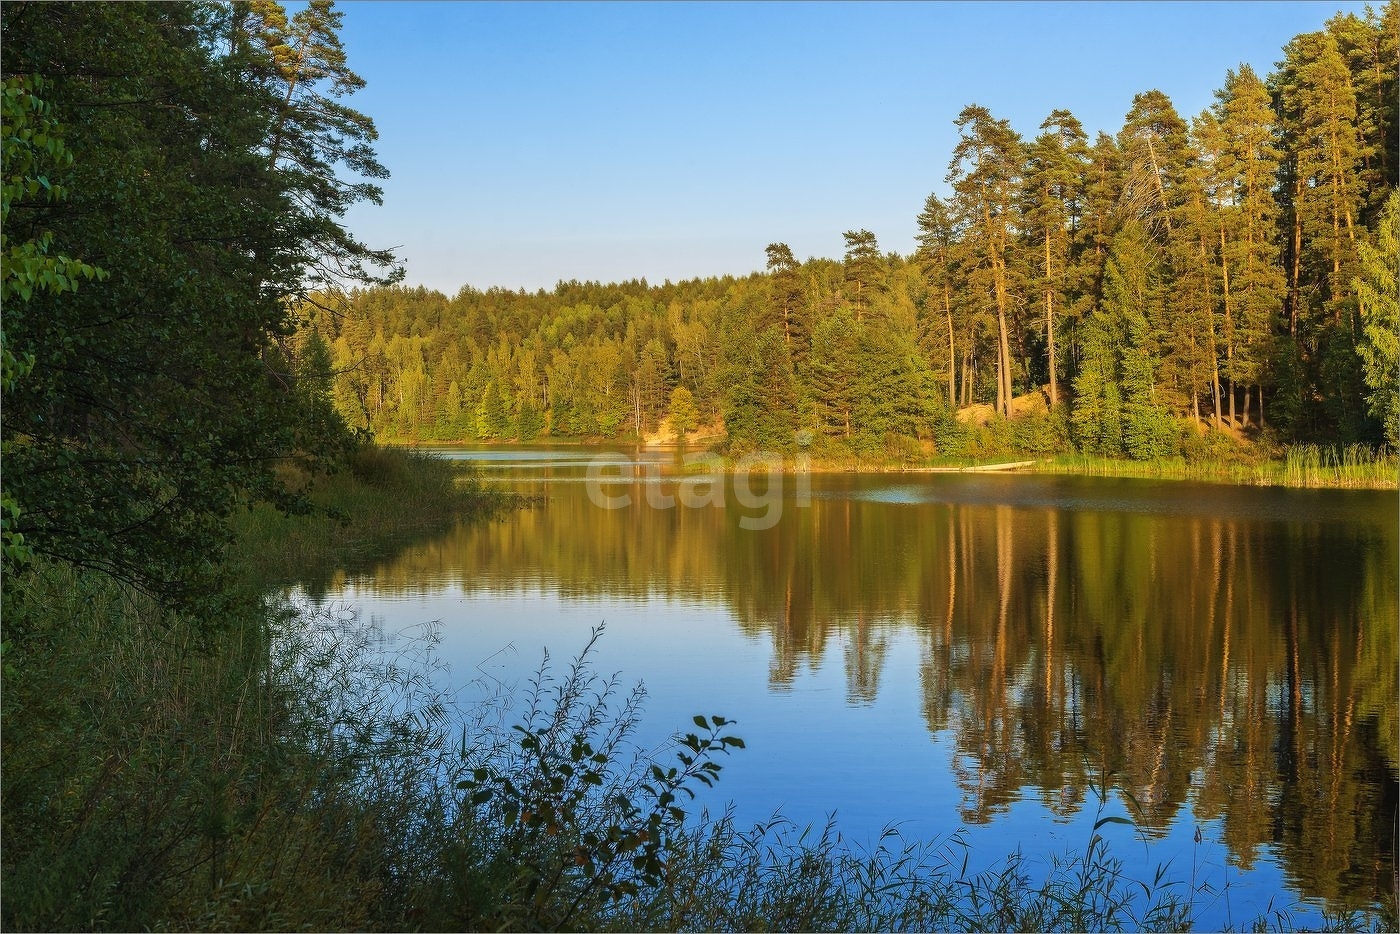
<box><xmin>304</xmin><ymin>2</ymin><xmax>1398</xmax><ymax>459</ymax></box>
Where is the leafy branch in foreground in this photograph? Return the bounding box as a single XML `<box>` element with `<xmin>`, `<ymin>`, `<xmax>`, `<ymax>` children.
<box><xmin>452</xmin><ymin>625</ymin><xmax>744</xmax><ymax>931</ymax></box>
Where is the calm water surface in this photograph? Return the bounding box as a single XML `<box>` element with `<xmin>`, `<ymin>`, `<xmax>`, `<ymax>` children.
<box><xmin>309</xmin><ymin>445</ymin><xmax>1397</xmax><ymax>927</ymax></box>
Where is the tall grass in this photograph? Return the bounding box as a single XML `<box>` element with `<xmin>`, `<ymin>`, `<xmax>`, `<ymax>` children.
<box><xmin>1</xmin><ymin>562</ymin><xmax>451</xmax><ymax>930</ymax></box>
<box><xmin>1277</xmin><ymin>443</ymin><xmax>1398</xmax><ymax>489</ymax></box>
<box><xmin>1037</xmin><ymin>444</ymin><xmax>1397</xmax><ymax>490</ymax></box>
<box><xmin>229</xmin><ymin>445</ymin><xmax>513</xmax><ymax>594</ymax></box>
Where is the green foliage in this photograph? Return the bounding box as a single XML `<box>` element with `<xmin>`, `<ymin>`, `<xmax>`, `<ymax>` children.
<box><xmin>1</xmin><ymin>2</ymin><xmax>394</xmax><ymax>607</ymax></box>
<box><xmin>1071</xmin><ymin>222</ymin><xmax>1179</xmax><ymax>460</ymax></box>
<box><xmin>234</xmin><ymin>0</ymin><xmax>403</xmax><ymax>292</ymax></box>
<box><xmin>723</xmin><ymin>326</ymin><xmax>797</xmax><ymax>453</ymax></box>
<box><xmin>477</xmin><ymin>380</ymin><xmax>511</xmax><ymax>440</ymax></box>
<box><xmin>1355</xmin><ymin>191</ymin><xmax>1400</xmax><ymax>447</ymax></box>
<box><xmin>450</xmin><ymin>629</ymin><xmax>745</xmax><ymax>930</ymax></box>
<box><xmin>1011</xmin><ymin>409</ymin><xmax>1072</xmax><ymax>455</ymax></box>
<box><xmin>0</xmin><ymin>74</ymin><xmax>106</xmax><ymax>572</ymax></box>
<box><xmin>842</xmin><ymin>228</ymin><xmax>885</xmax><ymax>319</ymax></box>
<box><xmin>967</xmin><ymin>416</ymin><xmax>1016</xmax><ymax>460</ymax></box>
<box><xmin>515</xmin><ymin>399</ymin><xmax>546</xmax><ymax>442</ymax></box>
<box><xmin>7</xmin><ymin>0</ymin><xmax>1383</xmax><ymax>528</ymax></box>
<box><xmin>668</xmin><ymin>385</ymin><xmax>699</xmax><ymax>440</ymax></box>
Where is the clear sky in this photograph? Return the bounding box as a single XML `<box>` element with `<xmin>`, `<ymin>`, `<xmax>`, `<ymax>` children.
<box><xmin>334</xmin><ymin>1</ymin><xmax>1370</xmax><ymax>295</ymax></box>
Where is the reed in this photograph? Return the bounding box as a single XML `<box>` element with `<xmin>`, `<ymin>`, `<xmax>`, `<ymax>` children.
<box><xmin>1036</xmin><ymin>446</ymin><xmax>1396</xmax><ymax>489</ymax></box>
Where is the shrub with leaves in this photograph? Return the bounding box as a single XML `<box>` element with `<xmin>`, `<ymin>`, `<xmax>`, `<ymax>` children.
<box><xmin>441</xmin><ymin>627</ymin><xmax>744</xmax><ymax>931</ymax></box>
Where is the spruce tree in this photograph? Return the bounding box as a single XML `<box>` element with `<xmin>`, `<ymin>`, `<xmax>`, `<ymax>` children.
<box><xmin>1354</xmin><ymin>191</ymin><xmax>1399</xmax><ymax>446</ymax></box>
<box><xmin>724</xmin><ymin>327</ymin><xmax>796</xmax><ymax>452</ymax></box>
<box><xmin>808</xmin><ymin>309</ymin><xmax>862</xmax><ymax>440</ymax></box>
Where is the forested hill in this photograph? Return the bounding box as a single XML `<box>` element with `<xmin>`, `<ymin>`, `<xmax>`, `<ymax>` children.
<box><xmin>309</xmin><ymin>2</ymin><xmax>1398</xmax><ymax>459</ymax></box>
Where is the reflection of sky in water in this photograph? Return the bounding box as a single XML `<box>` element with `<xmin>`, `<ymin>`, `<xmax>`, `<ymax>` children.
<box><xmin>307</xmin><ymin>583</ymin><xmax>1320</xmax><ymax>931</ymax></box>
<box><xmin>818</xmin><ymin>475</ymin><xmax>1392</xmax><ymax>525</ymax></box>
<box><xmin>309</xmin><ymin>448</ymin><xmax>1394</xmax><ymax>929</ymax></box>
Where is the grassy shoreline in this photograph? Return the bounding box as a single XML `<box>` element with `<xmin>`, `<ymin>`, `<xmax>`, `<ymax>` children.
<box><xmin>386</xmin><ymin>437</ymin><xmax>1398</xmax><ymax>490</ymax></box>
<box><xmin>228</xmin><ymin>445</ymin><xmax>521</xmax><ymax>593</ymax></box>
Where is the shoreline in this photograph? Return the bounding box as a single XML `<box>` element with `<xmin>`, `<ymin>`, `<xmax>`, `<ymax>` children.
<box><xmin>390</xmin><ymin>439</ymin><xmax>1398</xmax><ymax>491</ymax></box>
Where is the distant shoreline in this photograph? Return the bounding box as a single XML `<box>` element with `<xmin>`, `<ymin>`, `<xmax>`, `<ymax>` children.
<box><xmin>385</xmin><ymin>439</ymin><xmax>1398</xmax><ymax>491</ymax></box>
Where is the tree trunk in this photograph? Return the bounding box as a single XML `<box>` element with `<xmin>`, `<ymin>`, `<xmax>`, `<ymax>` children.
<box><xmin>1045</xmin><ymin>232</ymin><xmax>1058</xmax><ymax>408</ymax></box>
<box><xmin>1289</xmin><ymin>174</ymin><xmax>1304</xmax><ymax>335</ymax></box>
<box><xmin>1219</xmin><ymin>222</ymin><xmax>1237</xmax><ymax>427</ymax></box>
<box><xmin>1190</xmin><ymin>353</ymin><xmax>1203</xmax><ymax>430</ymax></box>
<box><xmin>945</xmin><ymin>284</ymin><xmax>957</xmax><ymax>407</ymax></box>
<box><xmin>996</xmin><ymin>280</ymin><xmax>1013</xmax><ymax>418</ymax></box>
<box><xmin>1211</xmin><ymin>358</ymin><xmax>1223</xmax><ymax>430</ymax></box>
<box><xmin>995</xmin><ymin>351</ymin><xmax>1005</xmax><ymax>416</ymax></box>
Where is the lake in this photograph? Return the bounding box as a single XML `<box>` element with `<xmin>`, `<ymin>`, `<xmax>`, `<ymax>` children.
<box><xmin>304</xmin><ymin>444</ymin><xmax>1396</xmax><ymax>928</ymax></box>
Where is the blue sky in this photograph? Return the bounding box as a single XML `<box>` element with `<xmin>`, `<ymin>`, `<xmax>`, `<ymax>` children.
<box><xmin>334</xmin><ymin>1</ymin><xmax>1369</xmax><ymax>294</ymax></box>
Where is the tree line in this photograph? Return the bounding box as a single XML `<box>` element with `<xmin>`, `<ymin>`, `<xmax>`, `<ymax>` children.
<box><xmin>308</xmin><ymin>2</ymin><xmax>1397</xmax><ymax>457</ymax></box>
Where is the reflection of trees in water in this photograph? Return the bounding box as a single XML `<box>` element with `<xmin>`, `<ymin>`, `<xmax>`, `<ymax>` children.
<box><xmin>356</xmin><ymin>477</ymin><xmax>1396</xmax><ymax>909</ymax></box>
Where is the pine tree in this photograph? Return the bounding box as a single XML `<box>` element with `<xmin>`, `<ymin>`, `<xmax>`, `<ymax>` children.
<box><xmin>1021</xmin><ymin>109</ymin><xmax>1089</xmax><ymax>409</ymax></box>
<box><xmin>1117</xmin><ymin>90</ymin><xmax>1191</xmax><ymax>241</ymax></box>
<box><xmin>1325</xmin><ymin>2</ymin><xmax>1399</xmax><ymax>228</ymax></box>
<box><xmin>765</xmin><ymin>242</ymin><xmax>807</xmax><ymax>353</ymax></box>
<box><xmin>1275</xmin><ymin>28</ymin><xmax>1369</xmax><ymax>438</ymax></box>
<box><xmin>841</xmin><ymin>229</ymin><xmax>884</xmax><ymax>322</ymax></box>
<box><xmin>1205</xmin><ymin>65</ymin><xmax>1285</xmax><ymax>428</ymax></box>
<box><xmin>1118</xmin><ymin>91</ymin><xmax>1210</xmax><ymax>425</ymax></box>
<box><xmin>1276</xmin><ymin>30</ymin><xmax>1364</xmax><ymax>330</ymax></box>
<box><xmin>1179</xmin><ymin>111</ymin><xmax>1226</xmax><ymax>428</ymax></box>
<box><xmin>235</xmin><ymin>0</ymin><xmax>402</xmax><ymax>295</ymax></box>
<box><xmin>948</xmin><ymin>104</ymin><xmax>1023</xmax><ymax>417</ymax></box>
